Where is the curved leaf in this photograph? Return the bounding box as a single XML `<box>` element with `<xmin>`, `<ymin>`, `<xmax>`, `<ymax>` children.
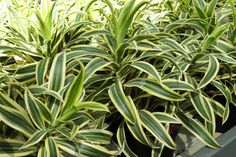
<box><xmin>139</xmin><ymin>110</ymin><xmax>176</xmax><ymax>149</ymax></box>
<box><xmin>125</xmin><ymin>78</ymin><xmax>184</xmax><ymax>101</ymax></box>
<box><xmin>21</xmin><ymin>130</ymin><xmax>47</xmax><ymax>149</ymax></box>
<box><xmin>198</xmin><ymin>55</ymin><xmax>219</xmax><ymax>89</ymax></box>
<box><xmin>175</xmin><ymin>112</ymin><xmax>219</xmax><ymax>148</ymax></box>
<box><xmin>75</xmin><ymin>101</ymin><xmax>109</xmax><ymax>112</ymax></box>
<box><xmin>109</xmin><ymin>80</ymin><xmax>137</xmax><ymax>124</ymax></box>
<box><xmin>131</xmin><ymin>61</ymin><xmax>161</xmax><ymax>82</ymax></box>
<box><xmin>48</xmin><ymin>52</ymin><xmax>66</xmax><ymax>92</ymax></box>
<box><xmin>162</xmin><ymin>79</ymin><xmax>195</xmax><ymax>91</ymax></box>
<box><xmin>0</xmin><ymin>139</ymin><xmax>37</xmax><ymax>156</ymax></box>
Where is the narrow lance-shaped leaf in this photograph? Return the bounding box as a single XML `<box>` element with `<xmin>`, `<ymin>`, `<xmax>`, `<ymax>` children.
<box><xmin>125</xmin><ymin>78</ymin><xmax>184</xmax><ymax>101</ymax></box>
<box><xmin>198</xmin><ymin>55</ymin><xmax>219</xmax><ymax>89</ymax></box>
<box><xmin>75</xmin><ymin>101</ymin><xmax>109</xmax><ymax>112</ymax></box>
<box><xmin>63</xmin><ymin>62</ymin><xmax>84</xmax><ymax>113</ymax></box>
<box><xmin>25</xmin><ymin>90</ymin><xmax>45</xmax><ymax>129</ymax></box>
<box><xmin>153</xmin><ymin>112</ymin><xmax>180</xmax><ymax>124</ymax></box>
<box><xmin>108</xmin><ymin>80</ymin><xmax>137</xmax><ymax>124</ymax></box>
<box><xmin>29</xmin><ymin>85</ymin><xmax>63</xmax><ymax>102</ymax></box>
<box><xmin>0</xmin><ymin>139</ymin><xmax>37</xmax><ymax>156</ymax></box>
<box><xmin>34</xmin><ymin>98</ymin><xmax>52</xmax><ymax>123</ymax></box>
<box><xmin>0</xmin><ymin>92</ymin><xmax>26</xmax><ymax>114</ymax></box>
<box><xmin>37</xmin><ymin>144</ymin><xmax>47</xmax><ymax>157</ymax></box>
<box><xmin>175</xmin><ymin>112</ymin><xmax>220</xmax><ymax>148</ymax></box>
<box><xmin>84</xmin><ymin>58</ymin><xmax>111</xmax><ymax>83</ymax></box>
<box><xmin>139</xmin><ymin>110</ymin><xmax>176</xmax><ymax>149</ymax></box>
<box><xmin>117</xmin><ymin>122</ymin><xmax>138</xmax><ymax>157</ymax></box>
<box><xmin>48</xmin><ymin>52</ymin><xmax>66</xmax><ymax>92</ymax></box>
<box><xmin>79</xmin><ymin>142</ymin><xmax>119</xmax><ymax>157</ymax></box>
<box><xmin>45</xmin><ymin>137</ymin><xmax>60</xmax><ymax>157</ymax></box>
<box><xmin>189</xmin><ymin>91</ymin><xmax>212</xmax><ymax>122</ymax></box>
<box><xmin>209</xmin><ymin>99</ymin><xmax>225</xmax><ymax>117</ymax></box>
<box><xmin>78</xmin><ymin>129</ymin><xmax>112</xmax><ymax>144</ymax></box>
<box><xmin>131</xmin><ymin>61</ymin><xmax>161</xmax><ymax>82</ymax></box>
<box><xmin>0</xmin><ymin>105</ymin><xmax>35</xmax><ymax>137</ymax></box>
<box><xmin>211</xmin><ymin>80</ymin><xmax>231</xmax><ymax>123</ymax></box>
<box><xmin>36</xmin><ymin>58</ymin><xmax>49</xmax><ymax>85</ymax></box>
<box><xmin>162</xmin><ymin>79</ymin><xmax>195</xmax><ymax>91</ymax></box>
<box><xmin>126</xmin><ymin>97</ymin><xmax>151</xmax><ymax>146</ymax></box>
<box><xmin>201</xmin><ymin>24</ymin><xmax>229</xmax><ymax>51</ymax></box>
<box><xmin>21</xmin><ymin>130</ymin><xmax>47</xmax><ymax>149</ymax></box>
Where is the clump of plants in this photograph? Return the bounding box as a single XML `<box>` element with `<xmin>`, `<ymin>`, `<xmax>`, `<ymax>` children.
<box><xmin>0</xmin><ymin>0</ymin><xmax>236</xmax><ymax>157</ymax></box>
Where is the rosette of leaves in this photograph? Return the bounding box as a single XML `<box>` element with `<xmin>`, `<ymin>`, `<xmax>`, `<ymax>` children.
<box><xmin>66</xmin><ymin>0</ymin><xmax>236</xmax><ymax>156</ymax></box>
<box><xmin>0</xmin><ymin>51</ymin><xmax>120</xmax><ymax>156</ymax></box>
<box><xmin>0</xmin><ymin>0</ymin><xmax>94</xmax><ymax>85</ymax></box>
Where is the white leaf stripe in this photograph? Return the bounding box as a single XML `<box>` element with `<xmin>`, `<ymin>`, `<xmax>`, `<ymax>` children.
<box><xmin>198</xmin><ymin>55</ymin><xmax>219</xmax><ymax>89</ymax></box>
<box><xmin>175</xmin><ymin>112</ymin><xmax>220</xmax><ymax>148</ymax></box>
<box><xmin>139</xmin><ymin>110</ymin><xmax>176</xmax><ymax>149</ymax></box>
<box><xmin>48</xmin><ymin>52</ymin><xmax>66</xmax><ymax>92</ymax></box>
<box><xmin>109</xmin><ymin>80</ymin><xmax>137</xmax><ymax>124</ymax></box>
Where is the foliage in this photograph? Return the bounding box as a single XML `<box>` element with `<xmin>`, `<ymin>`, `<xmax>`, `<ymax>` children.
<box><xmin>0</xmin><ymin>0</ymin><xmax>236</xmax><ymax>156</ymax></box>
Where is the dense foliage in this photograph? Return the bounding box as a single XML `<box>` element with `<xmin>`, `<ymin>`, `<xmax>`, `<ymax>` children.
<box><xmin>0</xmin><ymin>0</ymin><xmax>236</xmax><ymax>156</ymax></box>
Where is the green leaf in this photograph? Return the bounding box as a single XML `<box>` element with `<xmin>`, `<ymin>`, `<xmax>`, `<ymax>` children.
<box><xmin>75</xmin><ymin>101</ymin><xmax>109</xmax><ymax>112</ymax></box>
<box><xmin>25</xmin><ymin>90</ymin><xmax>45</xmax><ymax>129</ymax></box>
<box><xmin>131</xmin><ymin>61</ymin><xmax>161</xmax><ymax>82</ymax></box>
<box><xmin>21</xmin><ymin>130</ymin><xmax>47</xmax><ymax>149</ymax></box>
<box><xmin>214</xmin><ymin>53</ymin><xmax>236</xmax><ymax>64</ymax></box>
<box><xmin>190</xmin><ymin>92</ymin><xmax>212</xmax><ymax>122</ymax></box>
<box><xmin>85</xmin><ymin>58</ymin><xmax>111</xmax><ymax>83</ymax></box>
<box><xmin>0</xmin><ymin>92</ymin><xmax>26</xmax><ymax>114</ymax></box>
<box><xmin>198</xmin><ymin>55</ymin><xmax>219</xmax><ymax>89</ymax></box>
<box><xmin>175</xmin><ymin>112</ymin><xmax>220</xmax><ymax>148</ymax></box>
<box><xmin>126</xmin><ymin>97</ymin><xmax>151</xmax><ymax>146</ymax></box>
<box><xmin>63</xmin><ymin>62</ymin><xmax>84</xmax><ymax>113</ymax></box>
<box><xmin>37</xmin><ymin>144</ymin><xmax>47</xmax><ymax>157</ymax></box>
<box><xmin>48</xmin><ymin>52</ymin><xmax>66</xmax><ymax>92</ymax></box>
<box><xmin>29</xmin><ymin>85</ymin><xmax>63</xmax><ymax>102</ymax></box>
<box><xmin>209</xmin><ymin>99</ymin><xmax>224</xmax><ymax>117</ymax></box>
<box><xmin>0</xmin><ymin>139</ymin><xmax>37</xmax><ymax>156</ymax></box>
<box><xmin>78</xmin><ymin>129</ymin><xmax>112</xmax><ymax>144</ymax></box>
<box><xmin>33</xmin><ymin>98</ymin><xmax>52</xmax><ymax>123</ymax></box>
<box><xmin>117</xmin><ymin>122</ymin><xmax>138</xmax><ymax>157</ymax></box>
<box><xmin>153</xmin><ymin>112</ymin><xmax>180</xmax><ymax>124</ymax></box>
<box><xmin>211</xmin><ymin>80</ymin><xmax>231</xmax><ymax>123</ymax></box>
<box><xmin>0</xmin><ymin>105</ymin><xmax>35</xmax><ymax>137</ymax></box>
<box><xmin>56</xmin><ymin>139</ymin><xmax>79</xmax><ymax>157</ymax></box>
<box><xmin>162</xmin><ymin>79</ymin><xmax>195</xmax><ymax>91</ymax></box>
<box><xmin>201</xmin><ymin>24</ymin><xmax>229</xmax><ymax>50</ymax></box>
<box><xmin>139</xmin><ymin>110</ymin><xmax>176</xmax><ymax>149</ymax></box>
<box><xmin>109</xmin><ymin>80</ymin><xmax>137</xmax><ymax>124</ymax></box>
<box><xmin>36</xmin><ymin>58</ymin><xmax>49</xmax><ymax>85</ymax></box>
<box><xmin>125</xmin><ymin>78</ymin><xmax>184</xmax><ymax>101</ymax></box>
<box><xmin>80</xmin><ymin>142</ymin><xmax>119</xmax><ymax>157</ymax></box>
<box><xmin>45</xmin><ymin>137</ymin><xmax>60</xmax><ymax>157</ymax></box>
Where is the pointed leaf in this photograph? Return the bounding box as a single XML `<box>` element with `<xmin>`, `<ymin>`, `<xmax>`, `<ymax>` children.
<box><xmin>198</xmin><ymin>55</ymin><xmax>219</xmax><ymax>89</ymax></box>
<box><xmin>0</xmin><ymin>139</ymin><xmax>37</xmax><ymax>156</ymax></box>
<box><xmin>131</xmin><ymin>61</ymin><xmax>161</xmax><ymax>82</ymax></box>
<box><xmin>109</xmin><ymin>80</ymin><xmax>137</xmax><ymax>124</ymax></box>
<box><xmin>139</xmin><ymin>110</ymin><xmax>176</xmax><ymax>149</ymax></box>
<box><xmin>125</xmin><ymin>78</ymin><xmax>184</xmax><ymax>101</ymax></box>
<box><xmin>48</xmin><ymin>52</ymin><xmax>66</xmax><ymax>92</ymax></box>
<box><xmin>21</xmin><ymin>130</ymin><xmax>47</xmax><ymax>149</ymax></box>
<box><xmin>63</xmin><ymin>62</ymin><xmax>84</xmax><ymax>112</ymax></box>
<box><xmin>175</xmin><ymin>112</ymin><xmax>220</xmax><ymax>148</ymax></box>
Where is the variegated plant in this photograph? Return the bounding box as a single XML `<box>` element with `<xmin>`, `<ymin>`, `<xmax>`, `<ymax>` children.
<box><xmin>67</xmin><ymin>0</ymin><xmax>236</xmax><ymax>156</ymax></box>
<box><xmin>0</xmin><ymin>0</ymin><xmax>119</xmax><ymax>156</ymax></box>
<box><xmin>1</xmin><ymin>0</ymin><xmax>236</xmax><ymax>157</ymax></box>
<box><xmin>0</xmin><ymin>51</ymin><xmax>120</xmax><ymax>156</ymax></box>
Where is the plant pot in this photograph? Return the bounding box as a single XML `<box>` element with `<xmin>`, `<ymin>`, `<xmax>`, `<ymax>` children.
<box><xmin>177</xmin><ymin>125</ymin><xmax>236</xmax><ymax>157</ymax></box>
<box><xmin>192</xmin><ymin>125</ymin><xmax>236</xmax><ymax>157</ymax></box>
